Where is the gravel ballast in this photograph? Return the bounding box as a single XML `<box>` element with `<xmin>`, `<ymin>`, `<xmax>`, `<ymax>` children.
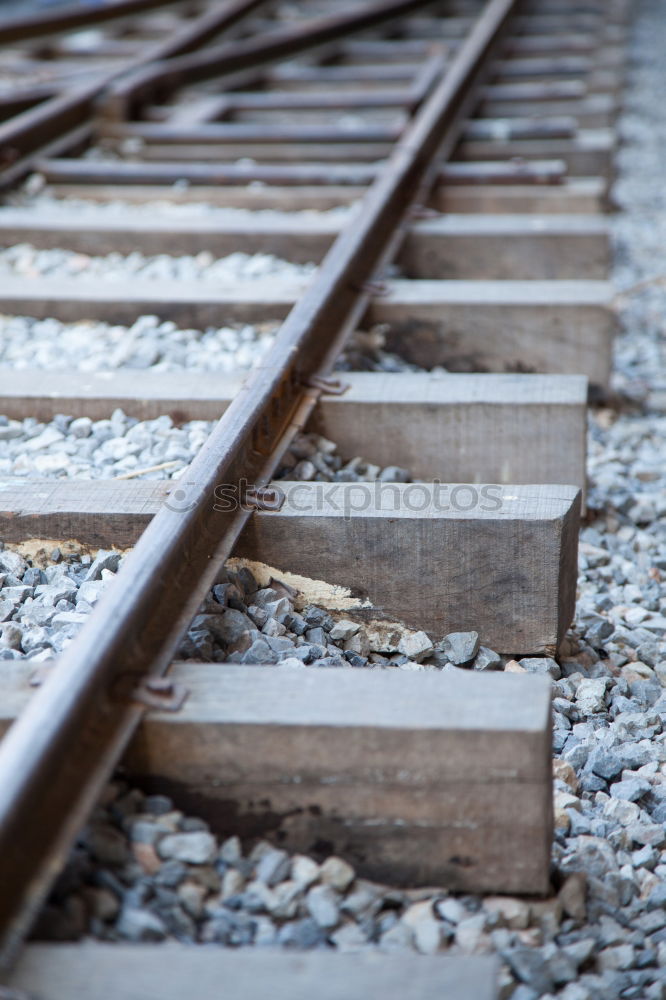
<box><xmin>0</xmin><ymin>545</ymin><xmax>125</xmax><ymax>664</ymax></box>
<box><xmin>5</xmin><ymin>190</ymin><xmax>355</xmax><ymax>224</ymax></box>
<box><xmin>0</xmin><ymin>314</ymin><xmax>279</xmax><ymax>373</ymax></box>
<box><xmin>0</xmin><ymin>316</ymin><xmax>414</xmax><ymax>375</ymax></box>
<box><xmin>0</xmin><ymin>410</ymin><xmax>213</xmax><ymax>480</ymax></box>
<box><xmin>174</xmin><ymin>558</ymin><xmax>486</xmax><ymax>672</ymax></box>
<box><xmin>0</xmin><ymin>244</ymin><xmax>316</xmax><ymax>285</ymax></box>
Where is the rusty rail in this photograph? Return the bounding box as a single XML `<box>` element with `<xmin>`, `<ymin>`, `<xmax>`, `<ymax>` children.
<box><xmin>0</xmin><ymin>0</ymin><xmax>265</xmax><ymax>184</ymax></box>
<box><xmin>0</xmin><ymin>0</ymin><xmax>516</xmax><ymax>971</ymax></box>
<box><xmin>34</xmin><ymin>157</ymin><xmax>568</xmax><ymax>187</ymax></box>
<box><xmin>101</xmin><ymin>0</ymin><xmax>445</xmax><ymax>119</ymax></box>
<box><xmin>0</xmin><ymin>0</ymin><xmax>194</xmax><ymax>45</ymax></box>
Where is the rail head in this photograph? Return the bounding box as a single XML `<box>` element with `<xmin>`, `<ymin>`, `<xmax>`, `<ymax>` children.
<box><xmin>0</xmin><ymin>0</ymin><xmax>190</xmax><ymax>45</ymax></box>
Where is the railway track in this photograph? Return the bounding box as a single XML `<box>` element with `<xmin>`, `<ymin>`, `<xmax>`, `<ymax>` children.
<box><xmin>0</xmin><ymin>0</ymin><xmax>633</xmax><ymax>995</ymax></box>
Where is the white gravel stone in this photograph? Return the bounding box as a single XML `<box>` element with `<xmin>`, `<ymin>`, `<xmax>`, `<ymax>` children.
<box><xmin>290</xmin><ymin>855</ymin><xmax>321</xmax><ymax>889</ymax></box>
<box><xmin>319</xmin><ymin>856</ymin><xmax>355</xmax><ymax>893</ymax></box>
<box><xmin>221</xmin><ymin>869</ymin><xmax>245</xmax><ymax>901</ymax></box>
<box><xmin>157</xmin><ymin>832</ymin><xmax>216</xmax><ymax>865</ymax></box>
<box><xmin>410</xmin><ymin>918</ymin><xmax>444</xmax><ymax>955</ymax></box>
<box><xmin>305</xmin><ymin>885</ymin><xmax>340</xmax><ymax>929</ymax></box>
<box><xmin>330</xmin><ymin>920</ymin><xmax>370</xmax><ymax>952</ymax></box>
<box><xmin>328</xmin><ymin>619</ymin><xmax>361</xmax><ymax>642</ymax></box>
<box><xmin>435</xmin><ymin>897</ymin><xmax>466</xmax><ymax>924</ymax></box>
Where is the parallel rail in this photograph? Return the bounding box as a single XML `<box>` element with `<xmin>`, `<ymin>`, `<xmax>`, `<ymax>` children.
<box><xmin>0</xmin><ymin>0</ymin><xmax>265</xmax><ymax>185</ymax></box>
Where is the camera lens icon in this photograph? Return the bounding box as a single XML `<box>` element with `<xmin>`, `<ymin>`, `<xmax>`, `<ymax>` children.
<box><xmin>164</xmin><ymin>483</ymin><xmax>199</xmax><ymax>513</ymax></box>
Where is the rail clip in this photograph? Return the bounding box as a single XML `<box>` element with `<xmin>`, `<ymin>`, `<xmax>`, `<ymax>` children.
<box><xmin>305</xmin><ymin>375</ymin><xmax>350</xmax><ymax>395</ymax></box>
<box><xmin>132</xmin><ymin>676</ymin><xmax>189</xmax><ymax>712</ymax></box>
<box><xmin>410</xmin><ymin>204</ymin><xmax>439</xmax><ymax>219</ymax></box>
<box><xmin>357</xmin><ymin>280</ymin><xmax>389</xmax><ymax>297</ymax></box>
<box><xmin>243</xmin><ymin>486</ymin><xmax>286</xmax><ymax>511</ymax></box>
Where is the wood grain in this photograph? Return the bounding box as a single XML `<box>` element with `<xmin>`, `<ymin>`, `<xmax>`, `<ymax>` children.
<box><xmin>0</xmin><ymin>662</ymin><xmax>553</xmax><ymax>894</ymax></box>
<box><xmin>236</xmin><ymin>482</ymin><xmax>581</xmax><ymax>652</ymax></box>
<box><xmin>433</xmin><ymin>177</ymin><xmax>606</xmax><ymax>214</ymax></box>
<box><xmin>454</xmin><ymin>128</ymin><xmax>615</xmax><ymax>176</ymax></box>
<box><xmin>0</xmin><ymin>478</ymin><xmax>168</xmax><ymax>549</ymax></box>
<box><xmin>373</xmin><ymin>279</ymin><xmax>613</xmax><ymax>387</ymax></box>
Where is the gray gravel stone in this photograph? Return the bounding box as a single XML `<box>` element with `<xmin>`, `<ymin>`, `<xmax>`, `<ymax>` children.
<box><xmin>378</xmin><ymin>465</ymin><xmax>411</xmax><ymax>483</ymax></box>
<box><xmin>328</xmin><ymin>619</ymin><xmax>360</xmax><ymax>642</ymax></box>
<box><xmin>255</xmin><ymin>848</ymin><xmax>290</xmax><ymax>887</ymax></box>
<box><xmin>647</xmin><ymin>884</ymin><xmax>666</xmax><ymax>910</ymax></box>
<box><xmin>588</xmin><ymin>748</ymin><xmax>624</xmax><ymax>781</ymax></box>
<box><xmin>277</xmin><ymin>918</ymin><xmax>327</xmax><ymax>949</ymax></box>
<box><xmin>84</xmin><ymin>550</ymin><xmax>121</xmax><ymax>581</ymax></box>
<box><xmin>0</xmin><ymin>623</ymin><xmax>22</xmax><ymax>650</ymax></box>
<box><xmin>436</xmin><ymin>631</ymin><xmax>479</xmax><ymax>666</ymax></box>
<box><xmin>618</xmin><ymin>742</ymin><xmax>654</xmax><ymax>770</ymax></box>
<box><xmin>0</xmin><ymin>550</ymin><xmax>26</xmax><ymax>577</ymax></box>
<box><xmin>116</xmin><ymin>907</ymin><xmax>167</xmax><ymax>942</ymax></box>
<box><xmin>397</xmin><ymin>630</ymin><xmax>433</xmax><ymax>662</ymax></box>
<box><xmin>576</xmin><ymin>679</ymin><xmax>609</xmax><ymax>715</ymax></box>
<box><xmin>473</xmin><ymin>646</ymin><xmax>502</xmax><ymax>671</ymax></box>
<box><xmin>503</xmin><ymin>947</ymin><xmax>555</xmax><ymax>995</ymax></box>
<box><xmin>610</xmin><ymin>779</ymin><xmax>651</xmax><ymax>802</ymax></box>
<box><xmin>240</xmin><ymin>639</ymin><xmax>277</xmax><ymax>664</ymax></box>
<box><xmin>519</xmin><ymin>657</ymin><xmax>562</xmax><ymax>680</ymax></box>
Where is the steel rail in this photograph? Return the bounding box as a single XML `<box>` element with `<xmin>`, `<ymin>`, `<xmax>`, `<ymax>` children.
<box><xmin>36</xmin><ymin>157</ymin><xmax>568</xmax><ymax>188</ymax></box>
<box><xmin>102</xmin><ymin>122</ymin><xmax>405</xmax><ymax>143</ymax></box>
<box><xmin>1</xmin><ymin>0</ymin><xmax>427</xmax><ymax>182</ymax></box>
<box><xmin>0</xmin><ymin>0</ymin><xmax>265</xmax><ymax>183</ymax></box>
<box><xmin>0</xmin><ymin>86</ymin><xmax>58</xmax><ymax>120</ymax></box>
<box><xmin>100</xmin><ymin>115</ymin><xmax>575</xmax><ymax>147</ymax></box>
<box><xmin>0</xmin><ymin>0</ymin><xmax>434</xmax><ymax>183</ymax></box>
<box><xmin>0</xmin><ymin>0</ymin><xmax>516</xmax><ymax>971</ymax></box>
<box><xmin>0</xmin><ymin>0</ymin><xmax>191</xmax><ymax>44</ymax></box>
<box><xmin>101</xmin><ymin>0</ymin><xmax>445</xmax><ymax>119</ymax></box>
<box><xmin>1</xmin><ymin>0</ymin><xmax>263</xmax><ymax>45</ymax></box>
